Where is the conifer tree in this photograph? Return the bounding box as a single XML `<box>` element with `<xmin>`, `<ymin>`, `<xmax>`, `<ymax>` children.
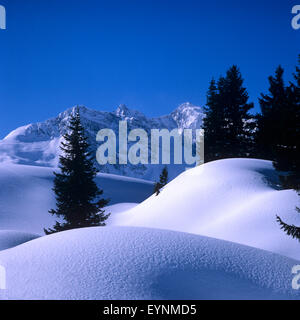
<box><xmin>257</xmin><ymin>66</ymin><xmax>289</xmax><ymax>163</ymax></box>
<box><xmin>277</xmin><ymin>188</ymin><xmax>300</xmax><ymax>241</ymax></box>
<box><xmin>279</xmin><ymin>55</ymin><xmax>300</xmax><ymax>173</ymax></box>
<box><xmin>154</xmin><ymin>166</ymin><xmax>168</xmax><ymax>196</ymax></box>
<box><xmin>203</xmin><ymin>78</ymin><xmax>227</xmax><ymax>162</ymax></box>
<box><xmin>203</xmin><ymin>66</ymin><xmax>253</xmax><ymax>162</ymax></box>
<box><xmin>257</xmin><ymin>59</ymin><xmax>300</xmax><ymax>185</ymax></box>
<box><xmin>153</xmin><ymin>183</ymin><xmax>161</xmax><ymax>196</ymax></box>
<box><xmin>277</xmin><ymin>208</ymin><xmax>300</xmax><ymax>242</ymax></box>
<box><xmin>221</xmin><ymin>65</ymin><xmax>254</xmax><ymax>158</ymax></box>
<box><xmin>45</xmin><ymin>109</ymin><xmax>109</xmax><ymax>234</ymax></box>
<box><xmin>276</xmin><ymin>56</ymin><xmax>300</xmax><ymax>241</ymax></box>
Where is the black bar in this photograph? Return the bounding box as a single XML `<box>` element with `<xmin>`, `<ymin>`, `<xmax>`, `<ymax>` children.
<box><xmin>0</xmin><ymin>300</ymin><xmax>296</xmax><ymax>319</ymax></box>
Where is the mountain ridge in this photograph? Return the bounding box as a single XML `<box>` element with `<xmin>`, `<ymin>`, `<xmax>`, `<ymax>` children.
<box><xmin>0</xmin><ymin>102</ymin><xmax>205</xmax><ymax>180</ymax></box>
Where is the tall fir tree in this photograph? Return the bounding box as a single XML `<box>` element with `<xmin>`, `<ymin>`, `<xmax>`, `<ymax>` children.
<box><xmin>257</xmin><ymin>66</ymin><xmax>289</xmax><ymax>163</ymax></box>
<box><xmin>221</xmin><ymin>65</ymin><xmax>254</xmax><ymax>158</ymax></box>
<box><xmin>281</xmin><ymin>55</ymin><xmax>300</xmax><ymax>174</ymax></box>
<box><xmin>203</xmin><ymin>66</ymin><xmax>254</xmax><ymax>162</ymax></box>
<box><xmin>276</xmin><ymin>56</ymin><xmax>300</xmax><ymax>241</ymax></box>
<box><xmin>154</xmin><ymin>166</ymin><xmax>168</xmax><ymax>196</ymax></box>
<box><xmin>203</xmin><ymin>78</ymin><xmax>227</xmax><ymax>162</ymax></box>
<box><xmin>257</xmin><ymin>61</ymin><xmax>300</xmax><ymax>183</ymax></box>
<box><xmin>45</xmin><ymin>109</ymin><xmax>109</xmax><ymax>234</ymax></box>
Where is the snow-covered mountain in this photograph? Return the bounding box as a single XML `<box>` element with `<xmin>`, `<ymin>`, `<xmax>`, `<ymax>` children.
<box><xmin>0</xmin><ymin>103</ymin><xmax>204</xmax><ymax>180</ymax></box>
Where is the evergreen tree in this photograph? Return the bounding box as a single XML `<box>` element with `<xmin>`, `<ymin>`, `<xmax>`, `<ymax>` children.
<box><xmin>277</xmin><ymin>209</ymin><xmax>300</xmax><ymax>242</ymax></box>
<box><xmin>277</xmin><ymin>188</ymin><xmax>300</xmax><ymax>241</ymax></box>
<box><xmin>257</xmin><ymin>66</ymin><xmax>289</xmax><ymax>163</ymax></box>
<box><xmin>45</xmin><ymin>110</ymin><xmax>109</xmax><ymax>234</ymax></box>
<box><xmin>203</xmin><ymin>66</ymin><xmax>254</xmax><ymax>162</ymax></box>
<box><xmin>154</xmin><ymin>166</ymin><xmax>168</xmax><ymax>196</ymax></box>
<box><xmin>275</xmin><ymin>86</ymin><xmax>300</xmax><ymax>173</ymax></box>
<box><xmin>257</xmin><ymin>59</ymin><xmax>300</xmax><ymax>186</ymax></box>
<box><xmin>280</xmin><ymin>55</ymin><xmax>300</xmax><ymax>174</ymax></box>
<box><xmin>221</xmin><ymin>65</ymin><xmax>254</xmax><ymax>158</ymax></box>
<box><xmin>153</xmin><ymin>182</ymin><xmax>161</xmax><ymax>196</ymax></box>
<box><xmin>203</xmin><ymin>78</ymin><xmax>227</xmax><ymax>162</ymax></box>
<box><xmin>276</xmin><ymin>56</ymin><xmax>300</xmax><ymax>241</ymax></box>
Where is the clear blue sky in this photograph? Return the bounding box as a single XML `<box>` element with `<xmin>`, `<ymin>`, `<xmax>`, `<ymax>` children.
<box><xmin>0</xmin><ymin>0</ymin><xmax>299</xmax><ymax>138</ymax></box>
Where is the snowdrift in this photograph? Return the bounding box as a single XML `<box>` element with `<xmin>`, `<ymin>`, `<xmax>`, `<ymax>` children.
<box><xmin>0</xmin><ymin>226</ymin><xmax>299</xmax><ymax>300</ymax></box>
<box><xmin>110</xmin><ymin>159</ymin><xmax>300</xmax><ymax>260</ymax></box>
<box><xmin>0</xmin><ymin>163</ymin><xmax>153</xmax><ymax>234</ymax></box>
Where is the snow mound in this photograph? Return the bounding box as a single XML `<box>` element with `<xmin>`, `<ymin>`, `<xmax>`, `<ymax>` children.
<box><xmin>0</xmin><ymin>231</ymin><xmax>39</xmax><ymax>251</ymax></box>
<box><xmin>0</xmin><ymin>226</ymin><xmax>299</xmax><ymax>300</ymax></box>
<box><xmin>0</xmin><ymin>163</ymin><xmax>153</xmax><ymax>235</ymax></box>
<box><xmin>110</xmin><ymin>158</ymin><xmax>300</xmax><ymax>260</ymax></box>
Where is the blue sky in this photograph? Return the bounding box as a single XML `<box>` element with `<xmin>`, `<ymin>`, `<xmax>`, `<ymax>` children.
<box><xmin>0</xmin><ymin>0</ymin><xmax>299</xmax><ymax>138</ymax></box>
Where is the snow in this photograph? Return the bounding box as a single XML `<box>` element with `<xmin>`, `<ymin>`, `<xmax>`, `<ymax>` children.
<box><xmin>110</xmin><ymin>158</ymin><xmax>300</xmax><ymax>260</ymax></box>
<box><xmin>0</xmin><ymin>231</ymin><xmax>39</xmax><ymax>251</ymax></box>
<box><xmin>105</xmin><ymin>203</ymin><xmax>138</xmax><ymax>219</ymax></box>
<box><xmin>0</xmin><ymin>226</ymin><xmax>298</xmax><ymax>300</ymax></box>
<box><xmin>0</xmin><ymin>163</ymin><xmax>153</xmax><ymax>235</ymax></box>
<box><xmin>0</xmin><ymin>157</ymin><xmax>299</xmax><ymax>299</ymax></box>
<box><xmin>0</xmin><ymin>157</ymin><xmax>299</xmax><ymax>259</ymax></box>
<box><xmin>0</xmin><ymin>158</ymin><xmax>299</xmax><ymax>261</ymax></box>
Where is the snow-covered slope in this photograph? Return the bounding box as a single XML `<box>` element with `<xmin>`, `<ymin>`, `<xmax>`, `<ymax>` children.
<box><xmin>0</xmin><ymin>103</ymin><xmax>204</xmax><ymax>180</ymax></box>
<box><xmin>0</xmin><ymin>158</ymin><xmax>299</xmax><ymax>261</ymax></box>
<box><xmin>0</xmin><ymin>163</ymin><xmax>153</xmax><ymax>235</ymax></box>
<box><xmin>110</xmin><ymin>158</ymin><xmax>300</xmax><ymax>260</ymax></box>
<box><xmin>0</xmin><ymin>226</ymin><xmax>298</xmax><ymax>300</ymax></box>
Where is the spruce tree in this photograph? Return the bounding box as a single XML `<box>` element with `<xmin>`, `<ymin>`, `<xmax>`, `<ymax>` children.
<box><xmin>257</xmin><ymin>66</ymin><xmax>289</xmax><ymax>163</ymax></box>
<box><xmin>154</xmin><ymin>166</ymin><xmax>168</xmax><ymax>196</ymax></box>
<box><xmin>276</xmin><ymin>56</ymin><xmax>300</xmax><ymax>241</ymax></box>
<box><xmin>280</xmin><ymin>55</ymin><xmax>300</xmax><ymax>173</ymax></box>
<box><xmin>203</xmin><ymin>66</ymin><xmax>253</xmax><ymax>162</ymax></box>
<box><xmin>222</xmin><ymin>65</ymin><xmax>254</xmax><ymax>158</ymax></box>
<box><xmin>153</xmin><ymin>183</ymin><xmax>161</xmax><ymax>196</ymax></box>
<box><xmin>45</xmin><ymin>109</ymin><xmax>109</xmax><ymax>234</ymax></box>
<box><xmin>203</xmin><ymin>78</ymin><xmax>227</xmax><ymax>162</ymax></box>
<box><xmin>277</xmin><ymin>187</ymin><xmax>300</xmax><ymax>241</ymax></box>
<box><xmin>277</xmin><ymin>208</ymin><xmax>300</xmax><ymax>242</ymax></box>
<box><xmin>257</xmin><ymin>59</ymin><xmax>300</xmax><ymax>185</ymax></box>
